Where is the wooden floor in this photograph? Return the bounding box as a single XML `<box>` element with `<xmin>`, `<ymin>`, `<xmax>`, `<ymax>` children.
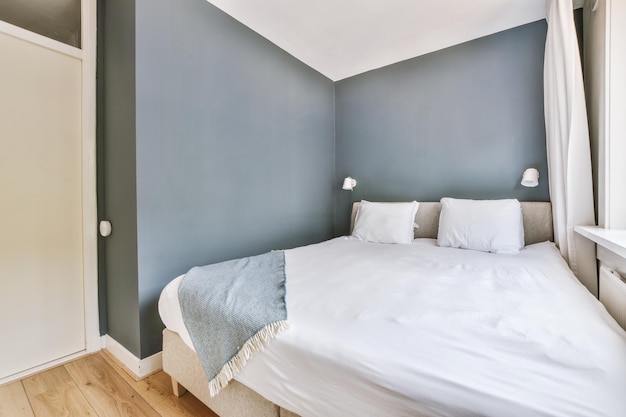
<box><xmin>0</xmin><ymin>352</ymin><xmax>218</xmax><ymax>417</ymax></box>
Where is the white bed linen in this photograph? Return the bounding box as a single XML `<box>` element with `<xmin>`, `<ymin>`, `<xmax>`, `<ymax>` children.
<box><xmin>159</xmin><ymin>238</ymin><xmax>626</xmax><ymax>417</ymax></box>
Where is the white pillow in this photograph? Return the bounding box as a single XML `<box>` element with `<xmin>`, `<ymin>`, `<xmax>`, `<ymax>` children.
<box><xmin>437</xmin><ymin>198</ymin><xmax>524</xmax><ymax>254</ymax></box>
<box><xmin>352</xmin><ymin>200</ymin><xmax>419</xmax><ymax>244</ymax></box>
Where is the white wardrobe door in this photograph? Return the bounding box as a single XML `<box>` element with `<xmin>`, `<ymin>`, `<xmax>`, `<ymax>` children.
<box><xmin>0</xmin><ymin>31</ymin><xmax>85</xmax><ymax>379</ymax></box>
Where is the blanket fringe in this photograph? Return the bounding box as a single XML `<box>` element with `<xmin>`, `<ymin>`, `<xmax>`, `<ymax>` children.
<box><xmin>208</xmin><ymin>320</ymin><xmax>290</xmax><ymax>397</ymax></box>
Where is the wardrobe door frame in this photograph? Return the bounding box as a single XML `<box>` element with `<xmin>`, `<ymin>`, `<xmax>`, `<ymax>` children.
<box><xmin>0</xmin><ymin>0</ymin><xmax>99</xmax><ymax>384</ymax></box>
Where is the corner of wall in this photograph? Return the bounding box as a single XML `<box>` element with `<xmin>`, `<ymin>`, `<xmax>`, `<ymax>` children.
<box><xmin>101</xmin><ymin>334</ymin><xmax>162</xmax><ymax>379</ymax></box>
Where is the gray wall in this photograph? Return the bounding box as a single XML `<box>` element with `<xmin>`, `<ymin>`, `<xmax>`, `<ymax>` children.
<box><xmin>101</xmin><ymin>0</ymin><xmax>335</xmax><ymax>358</ymax></box>
<box><xmin>100</xmin><ymin>2</ymin><xmax>565</xmax><ymax>358</ymax></box>
<box><xmin>100</xmin><ymin>0</ymin><xmax>141</xmax><ymax>355</ymax></box>
<box><xmin>334</xmin><ymin>21</ymin><xmax>551</xmax><ymax>235</ymax></box>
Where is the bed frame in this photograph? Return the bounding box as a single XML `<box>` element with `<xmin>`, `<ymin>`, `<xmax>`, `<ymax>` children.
<box><xmin>163</xmin><ymin>201</ymin><xmax>553</xmax><ymax>417</ymax></box>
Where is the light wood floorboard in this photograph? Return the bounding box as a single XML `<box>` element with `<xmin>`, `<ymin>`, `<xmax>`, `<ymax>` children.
<box><xmin>0</xmin><ymin>380</ymin><xmax>35</xmax><ymax>417</ymax></box>
<box><xmin>65</xmin><ymin>353</ymin><xmax>164</xmax><ymax>417</ymax></box>
<box><xmin>0</xmin><ymin>352</ymin><xmax>219</xmax><ymax>417</ymax></box>
<box><xmin>100</xmin><ymin>351</ymin><xmax>216</xmax><ymax>417</ymax></box>
<box><xmin>22</xmin><ymin>365</ymin><xmax>97</xmax><ymax>417</ymax></box>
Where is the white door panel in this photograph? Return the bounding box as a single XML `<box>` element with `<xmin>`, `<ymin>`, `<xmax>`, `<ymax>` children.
<box><xmin>0</xmin><ymin>31</ymin><xmax>84</xmax><ymax>379</ymax></box>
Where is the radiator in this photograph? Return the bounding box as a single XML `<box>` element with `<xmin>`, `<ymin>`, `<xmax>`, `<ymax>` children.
<box><xmin>599</xmin><ymin>265</ymin><xmax>626</xmax><ymax>330</ymax></box>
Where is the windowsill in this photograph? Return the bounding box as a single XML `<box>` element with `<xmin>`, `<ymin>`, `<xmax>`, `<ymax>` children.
<box><xmin>574</xmin><ymin>226</ymin><xmax>626</xmax><ymax>259</ymax></box>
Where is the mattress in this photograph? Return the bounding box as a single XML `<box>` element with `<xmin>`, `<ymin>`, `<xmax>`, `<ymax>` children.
<box><xmin>159</xmin><ymin>237</ymin><xmax>626</xmax><ymax>417</ymax></box>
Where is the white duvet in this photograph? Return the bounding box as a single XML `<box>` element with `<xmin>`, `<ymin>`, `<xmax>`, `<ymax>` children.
<box><xmin>159</xmin><ymin>238</ymin><xmax>626</xmax><ymax>417</ymax></box>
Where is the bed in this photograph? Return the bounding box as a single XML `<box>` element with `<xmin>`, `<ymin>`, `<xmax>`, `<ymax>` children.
<box><xmin>158</xmin><ymin>201</ymin><xmax>626</xmax><ymax>417</ymax></box>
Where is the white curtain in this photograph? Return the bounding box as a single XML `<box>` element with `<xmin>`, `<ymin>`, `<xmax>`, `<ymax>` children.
<box><xmin>544</xmin><ymin>0</ymin><xmax>598</xmax><ymax>295</ymax></box>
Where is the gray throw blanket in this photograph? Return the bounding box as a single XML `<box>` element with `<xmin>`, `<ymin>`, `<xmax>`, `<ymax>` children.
<box><xmin>179</xmin><ymin>250</ymin><xmax>289</xmax><ymax>396</ymax></box>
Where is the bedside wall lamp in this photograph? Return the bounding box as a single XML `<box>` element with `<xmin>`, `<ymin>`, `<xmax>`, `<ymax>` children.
<box><xmin>521</xmin><ymin>168</ymin><xmax>539</xmax><ymax>187</ymax></box>
<box><xmin>342</xmin><ymin>176</ymin><xmax>357</xmax><ymax>191</ymax></box>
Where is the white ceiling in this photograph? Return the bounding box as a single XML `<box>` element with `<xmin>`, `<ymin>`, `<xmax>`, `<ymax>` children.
<box><xmin>206</xmin><ymin>0</ymin><xmax>585</xmax><ymax>81</ymax></box>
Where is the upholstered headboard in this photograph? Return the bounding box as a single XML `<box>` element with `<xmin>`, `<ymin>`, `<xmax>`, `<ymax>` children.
<box><xmin>350</xmin><ymin>201</ymin><xmax>553</xmax><ymax>246</ymax></box>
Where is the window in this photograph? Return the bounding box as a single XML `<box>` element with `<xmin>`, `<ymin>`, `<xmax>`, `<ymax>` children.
<box><xmin>0</xmin><ymin>0</ymin><xmax>81</xmax><ymax>48</ymax></box>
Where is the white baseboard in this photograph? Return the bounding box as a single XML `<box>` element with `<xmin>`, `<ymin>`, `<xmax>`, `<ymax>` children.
<box><xmin>101</xmin><ymin>335</ymin><xmax>162</xmax><ymax>379</ymax></box>
<box><xmin>0</xmin><ymin>350</ymin><xmax>89</xmax><ymax>386</ymax></box>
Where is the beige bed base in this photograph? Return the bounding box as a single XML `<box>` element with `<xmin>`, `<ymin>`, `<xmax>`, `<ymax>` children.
<box><xmin>163</xmin><ymin>328</ymin><xmax>299</xmax><ymax>417</ymax></box>
<box><xmin>163</xmin><ymin>201</ymin><xmax>553</xmax><ymax>417</ymax></box>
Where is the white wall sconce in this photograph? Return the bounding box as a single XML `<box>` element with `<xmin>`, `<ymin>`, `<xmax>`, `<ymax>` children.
<box><xmin>521</xmin><ymin>168</ymin><xmax>539</xmax><ymax>187</ymax></box>
<box><xmin>342</xmin><ymin>176</ymin><xmax>357</xmax><ymax>191</ymax></box>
